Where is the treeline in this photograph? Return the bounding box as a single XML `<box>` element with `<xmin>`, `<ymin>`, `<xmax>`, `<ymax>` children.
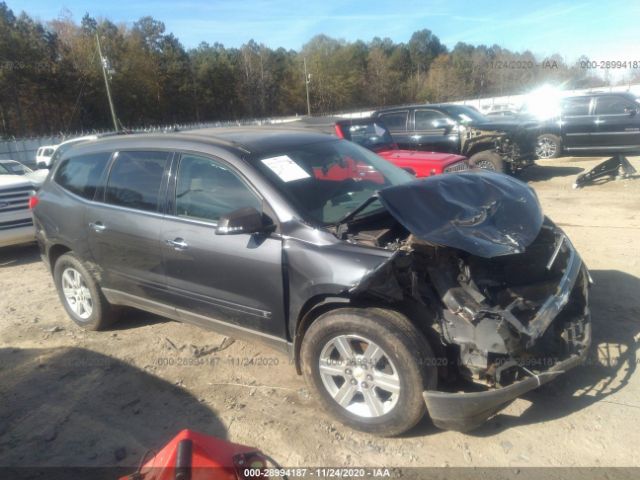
<box><xmin>0</xmin><ymin>2</ymin><xmax>613</xmax><ymax>137</ymax></box>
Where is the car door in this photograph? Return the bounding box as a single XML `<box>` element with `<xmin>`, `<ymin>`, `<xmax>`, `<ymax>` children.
<box><xmin>560</xmin><ymin>96</ymin><xmax>596</xmax><ymax>151</ymax></box>
<box><xmin>161</xmin><ymin>153</ymin><xmax>287</xmax><ymax>340</ymax></box>
<box><xmin>593</xmin><ymin>95</ymin><xmax>640</xmax><ymax>149</ymax></box>
<box><xmin>377</xmin><ymin>111</ymin><xmax>410</xmax><ymax>149</ymax></box>
<box><xmin>411</xmin><ymin>108</ymin><xmax>459</xmax><ymax>152</ymax></box>
<box><xmin>86</xmin><ymin>150</ymin><xmax>172</xmax><ymax>301</ymax></box>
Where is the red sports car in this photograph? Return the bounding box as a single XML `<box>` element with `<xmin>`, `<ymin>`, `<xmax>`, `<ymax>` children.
<box><xmin>334</xmin><ymin>118</ymin><xmax>468</xmax><ymax>177</ymax></box>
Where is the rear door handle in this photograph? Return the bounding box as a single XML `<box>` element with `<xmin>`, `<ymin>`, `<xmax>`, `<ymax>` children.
<box><xmin>166</xmin><ymin>238</ymin><xmax>188</xmax><ymax>251</ymax></box>
<box><xmin>89</xmin><ymin>222</ymin><xmax>106</xmax><ymax>232</ymax></box>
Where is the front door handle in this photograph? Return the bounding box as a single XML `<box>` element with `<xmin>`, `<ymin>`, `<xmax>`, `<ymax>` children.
<box><xmin>89</xmin><ymin>222</ymin><xmax>106</xmax><ymax>232</ymax></box>
<box><xmin>166</xmin><ymin>238</ymin><xmax>188</xmax><ymax>251</ymax></box>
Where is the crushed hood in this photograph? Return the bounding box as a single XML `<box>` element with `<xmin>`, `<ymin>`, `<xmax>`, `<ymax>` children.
<box><xmin>378</xmin><ymin>171</ymin><xmax>544</xmax><ymax>258</ymax></box>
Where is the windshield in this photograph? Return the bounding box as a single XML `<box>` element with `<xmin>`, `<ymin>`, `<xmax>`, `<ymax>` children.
<box><xmin>339</xmin><ymin>121</ymin><xmax>394</xmax><ymax>151</ymax></box>
<box><xmin>440</xmin><ymin>105</ymin><xmax>487</xmax><ymax>124</ymax></box>
<box><xmin>253</xmin><ymin>139</ymin><xmax>413</xmax><ymax>226</ymax></box>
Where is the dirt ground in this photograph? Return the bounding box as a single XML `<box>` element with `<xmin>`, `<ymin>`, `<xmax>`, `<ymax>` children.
<box><xmin>1</xmin><ymin>155</ymin><xmax>639</xmax><ymax>471</ymax></box>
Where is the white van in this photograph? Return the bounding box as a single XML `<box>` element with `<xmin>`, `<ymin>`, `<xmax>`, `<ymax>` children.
<box><xmin>36</xmin><ymin>145</ymin><xmax>57</xmax><ymax>168</ymax></box>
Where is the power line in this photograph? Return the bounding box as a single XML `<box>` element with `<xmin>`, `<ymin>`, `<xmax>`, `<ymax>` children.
<box><xmin>96</xmin><ymin>33</ymin><xmax>119</xmax><ymax>132</ymax></box>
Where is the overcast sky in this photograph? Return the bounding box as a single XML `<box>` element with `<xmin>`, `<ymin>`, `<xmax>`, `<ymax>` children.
<box><xmin>10</xmin><ymin>0</ymin><xmax>640</xmax><ymax>63</ymax></box>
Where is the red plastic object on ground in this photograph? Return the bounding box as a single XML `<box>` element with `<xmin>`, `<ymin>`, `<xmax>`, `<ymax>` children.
<box><xmin>120</xmin><ymin>429</ymin><xmax>269</xmax><ymax>480</ymax></box>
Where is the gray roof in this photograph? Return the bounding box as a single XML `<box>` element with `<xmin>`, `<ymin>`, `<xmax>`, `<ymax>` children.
<box><xmin>185</xmin><ymin>127</ymin><xmax>334</xmax><ymax>153</ymax></box>
<box><xmin>65</xmin><ymin>127</ymin><xmax>336</xmax><ymax>159</ymax></box>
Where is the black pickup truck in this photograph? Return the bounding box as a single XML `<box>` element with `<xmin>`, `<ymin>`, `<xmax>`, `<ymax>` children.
<box><xmin>534</xmin><ymin>92</ymin><xmax>640</xmax><ymax>159</ymax></box>
<box><xmin>372</xmin><ymin>104</ymin><xmax>539</xmax><ymax>173</ymax></box>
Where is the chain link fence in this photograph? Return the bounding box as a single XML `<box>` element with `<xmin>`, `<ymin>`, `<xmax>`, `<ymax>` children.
<box><xmin>4</xmin><ymin>83</ymin><xmax>640</xmax><ymax>168</ymax></box>
<box><xmin>0</xmin><ymin>136</ymin><xmax>63</xmax><ymax>167</ymax></box>
<box><xmin>0</xmin><ymin>117</ymin><xmax>293</xmax><ymax>168</ymax></box>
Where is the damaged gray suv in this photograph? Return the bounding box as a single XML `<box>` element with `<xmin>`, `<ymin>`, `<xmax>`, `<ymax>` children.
<box><xmin>32</xmin><ymin>128</ymin><xmax>591</xmax><ymax>436</ymax></box>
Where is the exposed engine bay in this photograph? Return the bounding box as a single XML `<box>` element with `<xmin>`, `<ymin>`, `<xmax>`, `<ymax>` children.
<box><xmin>333</xmin><ymin>172</ymin><xmax>591</xmax><ymax>394</ymax></box>
<box><xmin>460</xmin><ymin>121</ymin><xmax>539</xmax><ymax>170</ymax></box>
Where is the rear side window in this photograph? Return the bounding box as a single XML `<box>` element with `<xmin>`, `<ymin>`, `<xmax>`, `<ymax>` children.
<box><xmin>54</xmin><ymin>152</ymin><xmax>111</xmax><ymax>200</ymax></box>
<box><xmin>561</xmin><ymin>97</ymin><xmax>591</xmax><ymax>116</ymax></box>
<box><xmin>595</xmin><ymin>96</ymin><xmax>633</xmax><ymax>115</ymax></box>
<box><xmin>379</xmin><ymin>111</ymin><xmax>408</xmax><ymax>132</ymax></box>
<box><xmin>105</xmin><ymin>151</ymin><xmax>171</xmax><ymax>212</ymax></box>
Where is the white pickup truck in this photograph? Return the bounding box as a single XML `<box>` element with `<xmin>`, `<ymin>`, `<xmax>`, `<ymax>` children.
<box><xmin>0</xmin><ymin>175</ymin><xmax>36</xmax><ymax>248</ymax></box>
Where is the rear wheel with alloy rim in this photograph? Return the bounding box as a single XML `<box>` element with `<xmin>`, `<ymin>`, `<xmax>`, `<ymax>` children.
<box><xmin>53</xmin><ymin>252</ymin><xmax>118</xmax><ymax>330</ymax></box>
<box><xmin>61</xmin><ymin>267</ymin><xmax>93</xmax><ymax>319</ymax></box>
<box><xmin>301</xmin><ymin>308</ymin><xmax>437</xmax><ymax>436</ymax></box>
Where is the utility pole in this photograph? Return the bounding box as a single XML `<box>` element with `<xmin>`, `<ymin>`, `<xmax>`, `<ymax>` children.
<box><xmin>303</xmin><ymin>57</ymin><xmax>311</xmax><ymax>116</ymax></box>
<box><xmin>96</xmin><ymin>33</ymin><xmax>119</xmax><ymax>132</ymax></box>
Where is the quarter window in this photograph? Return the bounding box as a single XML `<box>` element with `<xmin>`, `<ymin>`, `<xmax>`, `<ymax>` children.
<box><xmin>175</xmin><ymin>155</ymin><xmax>261</xmax><ymax>223</ymax></box>
<box><xmin>54</xmin><ymin>152</ymin><xmax>111</xmax><ymax>200</ymax></box>
<box><xmin>379</xmin><ymin>112</ymin><xmax>408</xmax><ymax>132</ymax></box>
<box><xmin>595</xmin><ymin>96</ymin><xmax>633</xmax><ymax>115</ymax></box>
<box><xmin>105</xmin><ymin>151</ymin><xmax>171</xmax><ymax>212</ymax></box>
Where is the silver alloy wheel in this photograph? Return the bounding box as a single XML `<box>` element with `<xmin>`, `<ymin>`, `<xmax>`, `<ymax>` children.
<box><xmin>536</xmin><ymin>137</ymin><xmax>558</xmax><ymax>159</ymax></box>
<box><xmin>318</xmin><ymin>334</ymin><xmax>400</xmax><ymax>418</ymax></box>
<box><xmin>61</xmin><ymin>267</ymin><xmax>93</xmax><ymax>320</ymax></box>
<box><xmin>475</xmin><ymin>159</ymin><xmax>497</xmax><ymax>171</ymax></box>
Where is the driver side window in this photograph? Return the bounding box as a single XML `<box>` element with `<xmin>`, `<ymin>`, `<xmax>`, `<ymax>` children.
<box><xmin>415</xmin><ymin>109</ymin><xmax>448</xmax><ymax>130</ymax></box>
<box><xmin>175</xmin><ymin>155</ymin><xmax>261</xmax><ymax>223</ymax></box>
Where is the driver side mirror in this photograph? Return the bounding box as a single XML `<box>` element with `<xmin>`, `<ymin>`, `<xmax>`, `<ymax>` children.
<box><xmin>215</xmin><ymin>207</ymin><xmax>274</xmax><ymax>235</ymax></box>
<box><xmin>624</xmin><ymin>106</ymin><xmax>637</xmax><ymax>117</ymax></box>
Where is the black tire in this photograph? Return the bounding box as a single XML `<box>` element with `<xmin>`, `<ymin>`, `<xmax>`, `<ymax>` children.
<box><xmin>468</xmin><ymin>151</ymin><xmax>504</xmax><ymax>172</ymax></box>
<box><xmin>53</xmin><ymin>252</ymin><xmax>118</xmax><ymax>330</ymax></box>
<box><xmin>535</xmin><ymin>133</ymin><xmax>562</xmax><ymax>159</ymax></box>
<box><xmin>301</xmin><ymin>307</ymin><xmax>437</xmax><ymax>436</ymax></box>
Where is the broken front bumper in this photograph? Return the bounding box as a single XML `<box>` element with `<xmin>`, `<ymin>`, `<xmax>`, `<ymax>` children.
<box><xmin>423</xmin><ymin>320</ymin><xmax>590</xmax><ymax>431</ymax></box>
<box><xmin>424</xmin><ymin>247</ymin><xmax>592</xmax><ymax>432</ymax></box>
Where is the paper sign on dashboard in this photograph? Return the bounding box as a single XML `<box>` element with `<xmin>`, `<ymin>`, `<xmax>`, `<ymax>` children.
<box><xmin>261</xmin><ymin>155</ymin><xmax>310</xmax><ymax>182</ymax></box>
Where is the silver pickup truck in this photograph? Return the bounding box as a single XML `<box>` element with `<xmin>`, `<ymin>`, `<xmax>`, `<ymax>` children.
<box><xmin>0</xmin><ymin>175</ymin><xmax>36</xmax><ymax>248</ymax></box>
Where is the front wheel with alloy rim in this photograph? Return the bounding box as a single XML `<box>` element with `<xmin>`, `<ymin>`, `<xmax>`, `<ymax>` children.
<box><xmin>53</xmin><ymin>252</ymin><xmax>118</xmax><ymax>330</ymax></box>
<box><xmin>301</xmin><ymin>308</ymin><xmax>437</xmax><ymax>436</ymax></box>
<box><xmin>535</xmin><ymin>133</ymin><xmax>562</xmax><ymax>159</ymax></box>
<box><xmin>468</xmin><ymin>151</ymin><xmax>504</xmax><ymax>172</ymax></box>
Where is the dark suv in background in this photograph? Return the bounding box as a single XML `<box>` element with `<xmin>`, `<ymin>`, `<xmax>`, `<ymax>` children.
<box><xmin>534</xmin><ymin>92</ymin><xmax>640</xmax><ymax>159</ymax></box>
<box><xmin>372</xmin><ymin>104</ymin><xmax>539</xmax><ymax>172</ymax></box>
<box><xmin>31</xmin><ymin>128</ymin><xmax>591</xmax><ymax>435</ymax></box>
